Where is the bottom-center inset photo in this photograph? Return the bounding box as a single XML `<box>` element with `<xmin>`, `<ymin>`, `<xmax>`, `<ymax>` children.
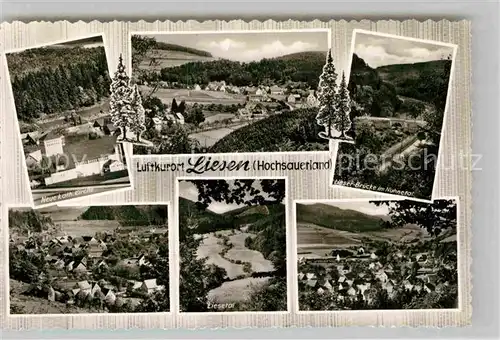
<box><xmin>177</xmin><ymin>177</ymin><xmax>288</xmax><ymax>313</ymax></box>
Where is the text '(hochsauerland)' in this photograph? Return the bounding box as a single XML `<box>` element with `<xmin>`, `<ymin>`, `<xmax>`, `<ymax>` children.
<box><xmin>136</xmin><ymin>157</ymin><xmax>331</xmax><ymax>175</ymax></box>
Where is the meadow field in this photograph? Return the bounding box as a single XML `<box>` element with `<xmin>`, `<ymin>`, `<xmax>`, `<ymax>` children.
<box><xmin>136</xmin><ymin>49</ymin><xmax>215</xmax><ymax>71</ymax></box>
<box><xmin>207</xmin><ymin>277</ymin><xmax>272</xmax><ymax>305</ymax></box>
<box><xmin>297</xmin><ymin>222</ymin><xmax>432</xmax><ymax>258</ymax></box>
<box><xmin>139</xmin><ymin>86</ymin><xmax>246</xmax><ymax>105</ymax></box>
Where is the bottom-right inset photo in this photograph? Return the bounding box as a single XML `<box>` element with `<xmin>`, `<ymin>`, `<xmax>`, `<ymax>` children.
<box><xmin>296</xmin><ymin>198</ymin><xmax>458</xmax><ymax>311</ymax></box>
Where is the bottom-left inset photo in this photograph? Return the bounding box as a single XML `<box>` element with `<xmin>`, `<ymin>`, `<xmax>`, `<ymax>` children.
<box><xmin>8</xmin><ymin>203</ymin><xmax>170</xmax><ymax>314</ymax></box>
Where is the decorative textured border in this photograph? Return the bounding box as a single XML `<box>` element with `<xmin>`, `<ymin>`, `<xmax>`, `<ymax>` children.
<box><xmin>0</xmin><ymin>19</ymin><xmax>472</xmax><ymax>329</ymax></box>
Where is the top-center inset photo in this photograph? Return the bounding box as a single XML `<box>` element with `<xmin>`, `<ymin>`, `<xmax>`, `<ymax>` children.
<box><xmin>130</xmin><ymin>29</ymin><xmax>334</xmax><ymax>155</ymax></box>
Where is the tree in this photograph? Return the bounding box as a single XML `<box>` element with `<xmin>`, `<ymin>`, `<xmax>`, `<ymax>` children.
<box><xmin>109</xmin><ymin>54</ymin><xmax>134</xmax><ymax>141</ymax></box>
<box><xmin>334</xmin><ymin>72</ymin><xmax>352</xmax><ymax>138</ymax></box>
<box><xmin>171</xmin><ymin>98</ymin><xmax>178</xmax><ymax>113</ymax></box>
<box><xmin>178</xmin><ymin>100</ymin><xmax>186</xmax><ymax>114</ymax></box>
<box><xmin>316</xmin><ymin>49</ymin><xmax>338</xmax><ymax>139</ymax></box>
<box><xmin>131</xmin><ymin>35</ymin><xmax>157</xmax><ymax>71</ymax></box>
<box><xmin>129</xmin><ymin>84</ymin><xmax>146</xmax><ymax>142</ymax></box>
<box><xmin>185</xmin><ymin>105</ymin><xmax>205</xmax><ymax>127</ymax></box>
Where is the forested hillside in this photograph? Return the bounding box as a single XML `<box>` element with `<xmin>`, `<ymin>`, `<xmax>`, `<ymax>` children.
<box><xmin>154</xmin><ymin>42</ymin><xmax>213</xmax><ymax>57</ymax></box>
<box><xmin>178</xmin><ymin>196</ymin><xmax>287</xmax><ymax>235</ymax></box>
<box><xmin>376</xmin><ymin>59</ymin><xmax>452</xmax><ymax>104</ymax></box>
<box><xmin>7</xmin><ymin>46</ymin><xmax>111</xmax><ymax>121</ymax></box>
<box><xmin>296</xmin><ymin>203</ymin><xmax>384</xmax><ymax>232</ymax></box>
<box><xmin>245</xmin><ymin>204</ymin><xmax>287</xmax><ymax>275</ymax></box>
<box><xmin>154</xmin><ymin>51</ymin><xmax>326</xmax><ymax>88</ymax></box>
<box><xmin>348</xmin><ymin>53</ymin><xmax>452</xmax><ymax>119</ymax></box>
<box><xmin>80</xmin><ymin>205</ymin><xmax>168</xmax><ymax>226</ymax></box>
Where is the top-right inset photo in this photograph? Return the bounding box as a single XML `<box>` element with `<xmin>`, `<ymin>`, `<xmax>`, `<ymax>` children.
<box><xmin>332</xmin><ymin>30</ymin><xmax>457</xmax><ymax>201</ymax></box>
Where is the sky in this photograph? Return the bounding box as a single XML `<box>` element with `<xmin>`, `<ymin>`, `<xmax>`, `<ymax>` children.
<box><xmin>143</xmin><ymin>31</ymin><xmax>329</xmax><ymax>62</ymax></box>
<box><xmin>178</xmin><ymin>180</ymin><xmax>273</xmax><ymax>214</ymax></box>
<box><xmin>353</xmin><ymin>32</ymin><xmax>454</xmax><ymax>68</ymax></box>
<box><xmin>302</xmin><ymin>201</ymin><xmax>391</xmax><ymax>216</ymax></box>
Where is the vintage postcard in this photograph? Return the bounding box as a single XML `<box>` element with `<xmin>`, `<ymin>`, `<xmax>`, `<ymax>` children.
<box><xmin>0</xmin><ymin>19</ymin><xmax>471</xmax><ymax>330</ymax></box>
<box><xmin>130</xmin><ymin>29</ymin><xmax>331</xmax><ymax>155</ymax></box>
<box><xmin>332</xmin><ymin>30</ymin><xmax>457</xmax><ymax>201</ymax></box>
<box><xmin>176</xmin><ymin>177</ymin><xmax>288</xmax><ymax>313</ymax></box>
<box><xmin>3</xmin><ymin>34</ymin><xmax>133</xmax><ymax>207</ymax></box>
<box><xmin>7</xmin><ymin>203</ymin><xmax>171</xmax><ymax>314</ymax></box>
<box><xmin>295</xmin><ymin>198</ymin><xmax>459</xmax><ymax>311</ymax></box>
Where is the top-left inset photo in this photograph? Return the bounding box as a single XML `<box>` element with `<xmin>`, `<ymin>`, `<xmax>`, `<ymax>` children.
<box><xmin>5</xmin><ymin>35</ymin><xmax>132</xmax><ymax>208</ymax></box>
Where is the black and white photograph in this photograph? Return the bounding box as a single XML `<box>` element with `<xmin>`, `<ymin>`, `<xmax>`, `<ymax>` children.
<box><xmin>5</xmin><ymin>35</ymin><xmax>132</xmax><ymax>207</ymax></box>
<box><xmin>178</xmin><ymin>178</ymin><xmax>287</xmax><ymax>312</ymax></box>
<box><xmin>332</xmin><ymin>30</ymin><xmax>457</xmax><ymax>200</ymax></box>
<box><xmin>296</xmin><ymin>198</ymin><xmax>458</xmax><ymax>311</ymax></box>
<box><xmin>130</xmin><ymin>30</ymin><xmax>332</xmax><ymax>155</ymax></box>
<box><xmin>8</xmin><ymin>204</ymin><xmax>170</xmax><ymax>314</ymax></box>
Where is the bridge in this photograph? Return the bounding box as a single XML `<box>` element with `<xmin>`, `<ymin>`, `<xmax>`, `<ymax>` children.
<box><xmin>355</xmin><ymin>116</ymin><xmax>427</xmax><ymax>128</ymax></box>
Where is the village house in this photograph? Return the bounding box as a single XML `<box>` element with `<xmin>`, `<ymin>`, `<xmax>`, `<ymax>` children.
<box><xmin>97</xmin><ymin>260</ymin><xmax>109</xmax><ymax>269</ymax></box>
<box><xmin>130</xmin><ymin>280</ymin><xmax>143</xmax><ymax>290</ymax></box>
<box><xmin>245</xmin><ymin>86</ymin><xmax>258</xmax><ymax>95</ymax></box>
<box><xmin>90</xmin><ymin>283</ymin><xmax>101</xmax><ymax>299</ymax></box>
<box><xmin>73</xmin><ymin>261</ymin><xmax>88</xmax><ymax>273</ymax></box>
<box><xmin>193</xmin><ymin>84</ymin><xmax>202</xmax><ymax>91</ymax></box>
<box><xmin>255</xmin><ymin>88</ymin><xmax>265</xmax><ymax>96</ymax></box>
<box><xmin>140</xmin><ymin>279</ymin><xmax>159</xmax><ymax>295</ymax></box>
<box><xmin>163</xmin><ymin>112</ymin><xmax>185</xmax><ymax>125</ymax></box>
<box><xmin>103</xmin><ymin>288</ymin><xmax>117</xmax><ymax>305</ymax></box>
<box><xmin>323</xmin><ymin>280</ymin><xmax>334</xmax><ymax>292</ymax></box>
<box><xmin>75</xmin><ymin>281</ymin><xmax>92</xmax><ymax>295</ymax></box>
<box><xmin>175</xmin><ymin>112</ymin><xmax>185</xmax><ymax>125</ymax></box>
<box><xmin>305</xmin><ymin>279</ymin><xmax>317</xmax><ymax>288</ymax></box>
<box><xmin>153</xmin><ymin>117</ymin><xmax>163</xmax><ymax>132</ymax></box>
<box><xmin>137</xmin><ymin>254</ymin><xmax>150</xmax><ymax>267</ymax></box>
<box><xmin>306</xmin><ymin>91</ymin><xmax>320</xmax><ymax>107</ymax></box>
<box><xmin>306</xmin><ymin>273</ymin><xmax>316</xmax><ymax>280</ymax></box>
<box><xmin>270</xmin><ymin>85</ymin><xmax>284</xmax><ymax>95</ymax></box>
<box><xmin>229</xmin><ymin>86</ymin><xmax>241</xmax><ymax>94</ymax></box>
<box><xmin>21</xmin><ymin>131</ymin><xmax>41</xmax><ymax>146</ymax></box>
<box><xmin>347</xmin><ymin>286</ymin><xmax>357</xmax><ymax>296</ymax></box>
<box><xmin>287</xmin><ymin>94</ymin><xmax>296</xmax><ymax>103</ymax></box>
<box><xmin>103</xmin><ymin>124</ymin><xmax>120</xmax><ymax>136</ymax></box>
<box><xmin>92</xmin><ymin>117</ymin><xmax>120</xmax><ymax>136</ymax></box>
<box><xmin>205</xmin><ymin>81</ymin><xmax>226</xmax><ymax>91</ymax></box>
<box><xmin>54</xmin><ymin>258</ymin><xmax>65</xmax><ymax>270</ymax></box>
